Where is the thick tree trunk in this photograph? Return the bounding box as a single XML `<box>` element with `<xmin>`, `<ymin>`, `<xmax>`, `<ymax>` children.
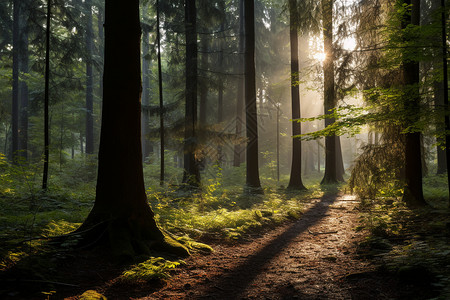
<box><xmin>233</xmin><ymin>0</ymin><xmax>245</xmax><ymax>167</ymax></box>
<box><xmin>75</xmin><ymin>0</ymin><xmax>188</xmax><ymax>258</ymax></box>
<box><xmin>244</xmin><ymin>0</ymin><xmax>262</xmax><ymax>192</ymax></box>
<box><xmin>182</xmin><ymin>0</ymin><xmax>201</xmax><ymax>187</ymax></box>
<box><xmin>287</xmin><ymin>0</ymin><xmax>306</xmax><ymax>190</ymax></box>
<box><xmin>85</xmin><ymin>0</ymin><xmax>94</xmax><ymax>155</ymax></box>
<box><xmin>401</xmin><ymin>0</ymin><xmax>426</xmax><ymax>207</ymax></box>
<box><xmin>320</xmin><ymin>0</ymin><xmax>341</xmax><ymax>184</ymax></box>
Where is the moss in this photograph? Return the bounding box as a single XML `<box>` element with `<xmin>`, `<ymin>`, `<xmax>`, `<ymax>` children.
<box><xmin>79</xmin><ymin>290</ymin><xmax>107</xmax><ymax>300</ymax></box>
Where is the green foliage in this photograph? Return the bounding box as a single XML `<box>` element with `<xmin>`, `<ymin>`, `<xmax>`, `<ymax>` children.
<box><xmin>121</xmin><ymin>257</ymin><xmax>185</xmax><ymax>281</ymax></box>
<box><xmin>356</xmin><ymin>189</ymin><xmax>450</xmax><ymax>298</ymax></box>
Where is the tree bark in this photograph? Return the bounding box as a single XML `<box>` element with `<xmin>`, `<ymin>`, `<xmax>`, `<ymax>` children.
<box><xmin>42</xmin><ymin>0</ymin><xmax>51</xmax><ymax>190</ymax></box>
<box><xmin>141</xmin><ymin>29</ymin><xmax>152</xmax><ymax>161</ymax></box>
<box><xmin>244</xmin><ymin>0</ymin><xmax>262</xmax><ymax>192</ymax></box>
<box><xmin>156</xmin><ymin>0</ymin><xmax>165</xmax><ymax>186</ymax></box>
<box><xmin>401</xmin><ymin>0</ymin><xmax>426</xmax><ymax>207</ymax></box>
<box><xmin>182</xmin><ymin>0</ymin><xmax>201</xmax><ymax>187</ymax></box>
<box><xmin>11</xmin><ymin>0</ymin><xmax>20</xmax><ymax>162</ymax></box>
<box><xmin>75</xmin><ymin>0</ymin><xmax>188</xmax><ymax>258</ymax></box>
<box><xmin>85</xmin><ymin>0</ymin><xmax>94</xmax><ymax>155</ymax></box>
<box><xmin>233</xmin><ymin>0</ymin><xmax>245</xmax><ymax>167</ymax></box>
<box><xmin>287</xmin><ymin>0</ymin><xmax>306</xmax><ymax>190</ymax></box>
<box><xmin>18</xmin><ymin>0</ymin><xmax>29</xmax><ymax>161</ymax></box>
<box><xmin>440</xmin><ymin>0</ymin><xmax>450</xmax><ymax>207</ymax></box>
<box><xmin>320</xmin><ymin>0</ymin><xmax>342</xmax><ymax>184</ymax></box>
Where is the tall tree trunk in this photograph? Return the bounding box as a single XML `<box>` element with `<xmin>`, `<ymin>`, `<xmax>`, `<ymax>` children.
<box><xmin>141</xmin><ymin>29</ymin><xmax>152</xmax><ymax>161</ymax></box>
<box><xmin>440</xmin><ymin>0</ymin><xmax>450</xmax><ymax>206</ymax></box>
<box><xmin>435</xmin><ymin>80</ymin><xmax>446</xmax><ymax>174</ymax></box>
<box><xmin>288</xmin><ymin>0</ymin><xmax>306</xmax><ymax>190</ymax></box>
<box><xmin>320</xmin><ymin>0</ymin><xmax>342</xmax><ymax>184</ymax></box>
<box><xmin>182</xmin><ymin>0</ymin><xmax>200</xmax><ymax>187</ymax></box>
<box><xmin>85</xmin><ymin>0</ymin><xmax>94</xmax><ymax>155</ymax></box>
<box><xmin>244</xmin><ymin>0</ymin><xmax>262</xmax><ymax>192</ymax></box>
<box><xmin>233</xmin><ymin>0</ymin><xmax>245</xmax><ymax>167</ymax></box>
<box><xmin>217</xmin><ymin>22</ymin><xmax>225</xmax><ymax>165</ymax></box>
<box><xmin>42</xmin><ymin>0</ymin><xmax>51</xmax><ymax>190</ymax></box>
<box><xmin>75</xmin><ymin>0</ymin><xmax>187</xmax><ymax>258</ymax></box>
<box><xmin>11</xmin><ymin>0</ymin><xmax>20</xmax><ymax>162</ymax></box>
<box><xmin>18</xmin><ymin>0</ymin><xmax>29</xmax><ymax>161</ymax></box>
<box><xmin>97</xmin><ymin>4</ymin><xmax>104</xmax><ymax>104</ymax></box>
<box><xmin>402</xmin><ymin>0</ymin><xmax>426</xmax><ymax>207</ymax></box>
<box><xmin>336</xmin><ymin>136</ymin><xmax>345</xmax><ymax>179</ymax></box>
<box><xmin>156</xmin><ymin>0</ymin><xmax>165</xmax><ymax>186</ymax></box>
<box><xmin>199</xmin><ymin>37</ymin><xmax>208</xmax><ymax>127</ymax></box>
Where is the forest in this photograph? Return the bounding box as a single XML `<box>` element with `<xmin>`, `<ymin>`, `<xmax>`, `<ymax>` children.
<box><xmin>0</xmin><ymin>0</ymin><xmax>449</xmax><ymax>299</ymax></box>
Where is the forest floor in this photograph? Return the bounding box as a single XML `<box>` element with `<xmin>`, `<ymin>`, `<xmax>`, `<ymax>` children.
<box><xmin>2</xmin><ymin>193</ymin><xmax>439</xmax><ymax>299</ymax></box>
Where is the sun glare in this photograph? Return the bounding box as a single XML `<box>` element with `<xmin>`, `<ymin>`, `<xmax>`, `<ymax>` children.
<box><xmin>313</xmin><ymin>52</ymin><xmax>327</xmax><ymax>62</ymax></box>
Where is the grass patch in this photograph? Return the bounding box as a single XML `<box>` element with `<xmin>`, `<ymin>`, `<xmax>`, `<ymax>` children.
<box><xmin>121</xmin><ymin>257</ymin><xmax>185</xmax><ymax>281</ymax></box>
<box><xmin>355</xmin><ymin>173</ymin><xmax>450</xmax><ymax>299</ymax></box>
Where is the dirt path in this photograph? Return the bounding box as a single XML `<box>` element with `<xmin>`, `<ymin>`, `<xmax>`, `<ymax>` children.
<box><xmin>136</xmin><ymin>194</ymin><xmax>396</xmax><ymax>299</ymax></box>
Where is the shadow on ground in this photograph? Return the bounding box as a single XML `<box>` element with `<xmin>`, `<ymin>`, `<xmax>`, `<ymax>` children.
<box><xmin>194</xmin><ymin>193</ymin><xmax>338</xmax><ymax>299</ymax></box>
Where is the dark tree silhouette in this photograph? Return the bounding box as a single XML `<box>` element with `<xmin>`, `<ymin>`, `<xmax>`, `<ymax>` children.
<box><xmin>244</xmin><ymin>0</ymin><xmax>262</xmax><ymax>193</ymax></box>
<box><xmin>74</xmin><ymin>0</ymin><xmax>188</xmax><ymax>258</ymax></box>
<box><xmin>85</xmin><ymin>0</ymin><xmax>94</xmax><ymax>155</ymax></box>
<box><xmin>320</xmin><ymin>0</ymin><xmax>344</xmax><ymax>184</ymax></box>
<box><xmin>287</xmin><ymin>0</ymin><xmax>306</xmax><ymax>191</ymax></box>
<box><xmin>156</xmin><ymin>0</ymin><xmax>165</xmax><ymax>186</ymax></box>
<box><xmin>18</xmin><ymin>0</ymin><xmax>29</xmax><ymax>161</ymax></box>
<box><xmin>401</xmin><ymin>0</ymin><xmax>426</xmax><ymax>207</ymax></box>
<box><xmin>233</xmin><ymin>0</ymin><xmax>245</xmax><ymax>167</ymax></box>
<box><xmin>182</xmin><ymin>0</ymin><xmax>201</xmax><ymax>187</ymax></box>
<box><xmin>42</xmin><ymin>0</ymin><xmax>51</xmax><ymax>190</ymax></box>
<box><xmin>440</xmin><ymin>0</ymin><xmax>450</xmax><ymax>206</ymax></box>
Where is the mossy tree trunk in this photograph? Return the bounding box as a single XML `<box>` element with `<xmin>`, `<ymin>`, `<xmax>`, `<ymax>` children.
<box><xmin>76</xmin><ymin>0</ymin><xmax>188</xmax><ymax>258</ymax></box>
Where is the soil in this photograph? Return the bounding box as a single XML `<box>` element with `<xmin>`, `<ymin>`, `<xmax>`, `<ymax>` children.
<box><xmin>2</xmin><ymin>194</ymin><xmax>404</xmax><ymax>299</ymax></box>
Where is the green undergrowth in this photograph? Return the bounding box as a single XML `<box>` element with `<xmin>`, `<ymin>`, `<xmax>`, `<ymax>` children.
<box><xmin>121</xmin><ymin>257</ymin><xmax>185</xmax><ymax>281</ymax></box>
<box><xmin>148</xmin><ymin>175</ymin><xmax>325</xmax><ymax>240</ymax></box>
<box><xmin>356</xmin><ymin>174</ymin><xmax>450</xmax><ymax>299</ymax></box>
<box><xmin>0</xmin><ymin>158</ymin><xmax>333</xmax><ymax>284</ymax></box>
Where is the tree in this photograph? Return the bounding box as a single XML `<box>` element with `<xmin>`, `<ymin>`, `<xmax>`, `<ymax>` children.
<box><xmin>18</xmin><ymin>0</ymin><xmax>29</xmax><ymax>161</ymax></box>
<box><xmin>74</xmin><ymin>0</ymin><xmax>187</xmax><ymax>258</ymax></box>
<box><xmin>233</xmin><ymin>0</ymin><xmax>245</xmax><ymax>167</ymax></box>
<box><xmin>244</xmin><ymin>0</ymin><xmax>262</xmax><ymax>192</ymax></box>
<box><xmin>320</xmin><ymin>0</ymin><xmax>344</xmax><ymax>184</ymax></box>
<box><xmin>11</xmin><ymin>0</ymin><xmax>20</xmax><ymax>161</ymax></box>
<box><xmin>141</xmin><ymin>28</ymin><xmax>152</xmax><ymax>161</ymax></box>
<box><xmin>182</xmin><ymin>0</ymin><xmax>201</xmax><ymax>187</ymax></box>
<box><xmin>85</xmin><ymin>0</ymin><xmax>94</xmax><ymax>155</ymax></box>
<box><xmin>287</xmin><ymin>0</ymin><xmax>306</xmax><ymax>190</ymax></box>
<box><xmin>42</xmin><ymin>0</ymin><xmax>51</xmax><ymax>190</ymax></box>
<box><xmin>401</xmin><ymin>0</ymin><xmax>426</xmax><ymax>207</ymax></box>
<box><xmin>156</xmin><ymin>0</ymin><xmax>165</xmax><ymax>186</ymax></box>
<box><xmin>440</xmin><ymin>0</ymin><xmax>450</xmax><ymax>206</ymax></box>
